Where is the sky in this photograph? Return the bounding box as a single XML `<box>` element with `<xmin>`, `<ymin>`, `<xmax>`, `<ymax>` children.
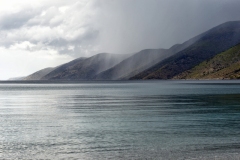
<box><xmin>0</xmin><ymin>0</ymin><xmax>240</xmax><ymax>80</ymax></box>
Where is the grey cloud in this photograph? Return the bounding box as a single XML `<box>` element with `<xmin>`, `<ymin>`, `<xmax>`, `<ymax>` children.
<box><xmin>0</xmin><ymin>9</ymin><xmax>41</xmax><ymax>30</ymax></box>
<box><xmin>27</xmin><ymin>7</ymin><xmax>64</xmax><ymax>27</ymax></box>
<box><xmin>42</xmin><ymin>27</ymin><xmax>99</xmax><ymax>54</ymax></box>
<box><xmin>48</xmin><ymin>38</ymin><xmax>69</xmax><ymax>48</ymax></box>
<box><xmin>0</xmin><ymin>1</ymin><xmax>100</xmax><ymax>57</ymax></box>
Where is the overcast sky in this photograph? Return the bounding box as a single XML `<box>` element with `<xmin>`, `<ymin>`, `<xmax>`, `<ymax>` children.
<box><xmin>0</xmin><ymin>0</ymin><xmax>240</xmax><ymax>80</ymax></box>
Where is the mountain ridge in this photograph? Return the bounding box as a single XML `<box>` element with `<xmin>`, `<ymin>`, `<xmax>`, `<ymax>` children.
<box><xmin>22</xmin><ymin>21</ymin><xmax>240</xmax><ymax>81</ymax></box>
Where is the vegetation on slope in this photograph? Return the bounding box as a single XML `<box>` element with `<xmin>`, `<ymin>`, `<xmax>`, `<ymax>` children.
<box><xmin>174</xmin><ymin>43</ymin><xmax>240</xmax><ymax>79</ymax></box>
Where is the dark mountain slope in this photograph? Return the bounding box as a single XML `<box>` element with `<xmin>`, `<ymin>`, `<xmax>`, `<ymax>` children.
<box><xmin>174</xmin><ymin>43</ymin><xmax>240</xmax><ymax>79</ymax></box>
<box><xmin>24</xmin><ymin>67</ymin><xmax>55</xmax><ymax>80</ymax></box>
<box><xmin>130</xmin><ymin>21</ymin><xmax>240</xmax><ymax>80</ymax></box>
<box><xmin>41</xmin><ymin>57</ymin><xmax>86</xmax><ymax>80</ymax></box>
<box><xmin>41</xmin><ymin>53</ymin><xmax>130</xmax><ymax>80</ymax></box>
<box><xmin>95</xmin><ymin>34</ymin><xmax>200</xmax><ymax>80</ymax></box>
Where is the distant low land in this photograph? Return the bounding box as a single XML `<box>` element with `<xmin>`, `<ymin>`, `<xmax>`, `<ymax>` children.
<box><xmin>11</xmin><ymin>21</ymin><xmax>240</xmax><ymax>81</ymax></box>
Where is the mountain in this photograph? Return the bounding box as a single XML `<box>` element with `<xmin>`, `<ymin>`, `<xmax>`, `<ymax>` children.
<box><xmin>94</xmin><ymin>36</ymin><xmax>199</xmax><ymax>80</ymax></box>
<box><xmin>41</xmin><ymin>53</ymin><xmax>130</xmax><ymax>80</ymax></box>
<box><xmin>174</xmin><ymin>43</ymin><xmax>240</xmax><ymax>80</ymax></box>
<box><xmin>24</xmin><ymin>67</ymin><xmax>55</xmax><ymax>80</ymax></box>
<box><xmin>130</xmin><ymin>21</ymin><xmax>240</xmax><ymax>80</ymax></box>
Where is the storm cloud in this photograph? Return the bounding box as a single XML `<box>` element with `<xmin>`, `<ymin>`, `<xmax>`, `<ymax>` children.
<box><xmin>0</xmin><ymin>0</ymin><xmax>240</xmax><ymax>79</ymax></box>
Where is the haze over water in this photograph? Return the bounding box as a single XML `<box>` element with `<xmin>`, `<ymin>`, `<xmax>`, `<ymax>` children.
<box><xmin>0</xmin><ymin>81</ymin><xmax>240</xmax><ymax>159</ymax></box>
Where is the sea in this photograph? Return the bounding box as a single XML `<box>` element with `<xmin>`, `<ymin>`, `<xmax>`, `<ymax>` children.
<box><xmin>0</xmin><ymin>80</ymin><xmax>240</xmax><ymax>159</ymax></box>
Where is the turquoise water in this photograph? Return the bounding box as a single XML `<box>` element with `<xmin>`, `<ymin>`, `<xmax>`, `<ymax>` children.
<box><xmin>0</xmin><ymin>80</ymin><xmax>240</xmax><ymax>159</ymax></box>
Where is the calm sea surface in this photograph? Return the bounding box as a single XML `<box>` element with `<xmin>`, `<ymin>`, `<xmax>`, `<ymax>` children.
<box><xmin>0</xmin><ymin>80</ymin><xmax>240</xmax><ymax>159</ymax></box>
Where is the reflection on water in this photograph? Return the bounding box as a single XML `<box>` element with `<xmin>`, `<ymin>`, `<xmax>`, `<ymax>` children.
<box><xmin>0</xmin><ymin>81</ymin><xmax>240</xmax><ymax>159</ymax></box>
